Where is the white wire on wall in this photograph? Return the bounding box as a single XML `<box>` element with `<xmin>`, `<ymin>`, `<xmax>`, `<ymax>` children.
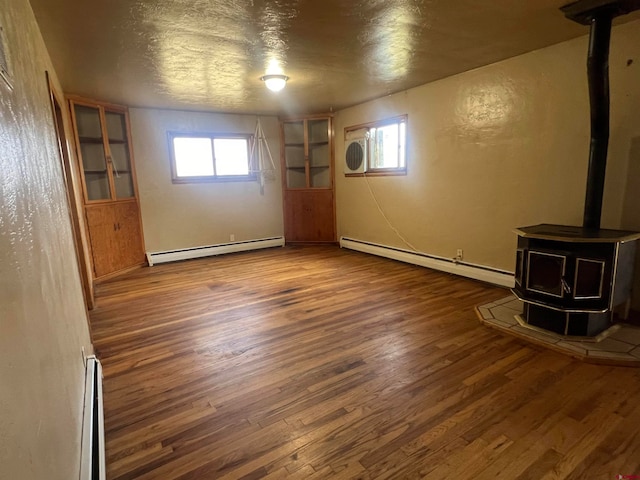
<box><xmin>361</xmin><ymin>170</ymin><xmax>419</xmax><ymax>253</ymax></box>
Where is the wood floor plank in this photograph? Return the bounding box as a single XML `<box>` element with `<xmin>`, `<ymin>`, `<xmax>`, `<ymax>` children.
<box><xmin>89</xmin><ymin>246</ymin><xmax>640</xmax><ymax>479</ymax></box>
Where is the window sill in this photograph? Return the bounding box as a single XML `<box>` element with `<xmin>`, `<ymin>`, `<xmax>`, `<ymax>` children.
<box><xmin>345</xmin><ymin>169</ymin><xmax>406</xmax><ymax>177</ymax></box>
<box><xmin>172</xmin><ymin>175</ymin><xmax>257</xmax><ymax>184</ymax></box>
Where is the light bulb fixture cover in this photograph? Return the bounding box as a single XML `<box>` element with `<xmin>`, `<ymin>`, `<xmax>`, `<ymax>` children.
<box><xmin>260</xmin><ymin>74</ymin><xmax>289</xmax><ymax>92</ymax></box>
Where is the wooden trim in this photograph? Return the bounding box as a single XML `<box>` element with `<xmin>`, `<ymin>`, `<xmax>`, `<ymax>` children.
<box><xmin>65</xmin><ymin>94</ymin><xmax>129</xmax><ymax>112</ymax></box>
<box><xmin>329</xmin><ymin>118</ymin><xmax>337</xmax><ymax>241</ymax></box>
<box><xmin>73</xmin><ymin>197</ymin><xmax>142</xmax><ymax>205</ymax></box>
<box><xmin>98</xmin><ymin>106</ymin><xmax>117</xmax><ymax>200</ymax></box>
<box><xmin>46</xmin><ymin>73</ymin><xmax>96</xmax><ymax>311</ymax></box>
<box><xmin>303</xmin><ymin>119</ymin><xmax>310</xmax><ymax>187</ymax></box>
<box><xmin>113</xmin><ymin>107</ymin><xmax>139</xmax><ymax>202</ymax></box>
<box><xmin>279</xmin><ymin>120</ymin><xmax>288</xmax><ymax>237</ymax></box>
<box><xmin>67</xmin><ymin>99</ymin><xmax>93</xmax><ymax>205</ymax></box>
<box><xmin>93</xmin><ymin>263</ymin><xmax>146</xmax><ymax>284</ymax></box>
<box><xmin>84</xmin><ymin>197</ymin><xmax>139</xmax><ymax>211</ymax></box>
<box><xmin>345</xmin><ymin>169</ymin><xmax>407</xmax><ymax>177</ymax></box>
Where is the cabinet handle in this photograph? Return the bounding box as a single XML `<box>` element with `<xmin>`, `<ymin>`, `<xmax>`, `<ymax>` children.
<box><xmin>114</xmin><ymin>223</ymin><xmax>117</xmax><ymax>231</ymax></box>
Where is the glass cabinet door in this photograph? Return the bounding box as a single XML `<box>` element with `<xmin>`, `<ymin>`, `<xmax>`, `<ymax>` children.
<box><xmin>283</xmin><ymin>120</ymin><xmax>307</xmax><ymax>188</ymax></box>
<box><xmin>74</xmin><ymin>105</ymin><xmax>111</xmax><ymax>200</ymax></box>
<box><xmin>105</xmin><ymin>111</ymin><xmax>135</xmax><ymax>198</ymax></box>
<box><xmin>282</xmin><ymin>118</ymin><xmax>331</xmax><ymax>189</ymax></box>
<box><xmin>307</xmin><ymin>119</ymin><xmax>330</xmax><ymax>188</ymax></box>
<box><xmin>73</xmin><ymin>102</ymin><xmax>136</xmax><ymax>202</ymax></box>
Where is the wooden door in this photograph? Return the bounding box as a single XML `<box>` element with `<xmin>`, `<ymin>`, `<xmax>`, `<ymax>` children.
<box><xmin>113</xmin><ymin>201</ymin><xmax>146</xmax><ymax>269</ymax></box>
<box><xmin>85</xmin><ymin>201</ymin><xmax>145</xmax><ymax>278</ymax></box>
<box><xmin>284</xmin><ymin>190</ymin><xmax>335</xmax><ymax>242</ymax></box>
<box><xmin>85</xmin><ymin>204</ymin><xmax>118</xmax><ymax>278</ymax></box>
<box><xmin>47</xmin><ymin>76</ymin><xmax>95</xmax><ymax>309</ymax></box>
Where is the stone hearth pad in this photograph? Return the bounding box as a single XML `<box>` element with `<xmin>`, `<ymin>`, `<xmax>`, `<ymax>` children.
<box><xmin>476</xmin><ymin>296</ymin><xmax>640</xmax><ymax>366</ymax></box>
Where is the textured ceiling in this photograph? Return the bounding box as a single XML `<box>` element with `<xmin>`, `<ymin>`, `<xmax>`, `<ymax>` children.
<box><xmin>29</xmin><ymin>0</ymin><xmax>639</xmax><ymax>115</ymax></box>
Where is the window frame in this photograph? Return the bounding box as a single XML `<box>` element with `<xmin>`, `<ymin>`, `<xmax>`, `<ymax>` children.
<box><xmin>168</xmin><ymin>131</ymin><xmax>255</xmax><ymax>184</ymax></box>
<box><xmin>344</xmin><ymin>115</ymin><xmax>407</xmax><ymax>177</ymax></box>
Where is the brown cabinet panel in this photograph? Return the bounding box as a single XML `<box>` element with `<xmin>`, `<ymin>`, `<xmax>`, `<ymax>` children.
<box><xmin>284</xmin><ymin>190</ymin><xmax>335</xmax><ymax>242</ymax></box>
<box><xmin>85</xmin><ymin>204</ymin><xmax>118</xmax><ymax>278</ymax></box>
<box><xmin>115</xmin><ymin>202</ymin><xmax>146</xmax><ymax>268</ymax></box>
<box><xmin>85</xmin><ymin>202</ymin><xmax>145</xmax><ymax>278</ymax></box>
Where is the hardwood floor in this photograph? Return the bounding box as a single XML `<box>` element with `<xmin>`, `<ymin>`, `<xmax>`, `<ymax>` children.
<box><xmin>90</xmin><ymin>246</ymin><xmax>640</xmax><ymax>479</ymax></box>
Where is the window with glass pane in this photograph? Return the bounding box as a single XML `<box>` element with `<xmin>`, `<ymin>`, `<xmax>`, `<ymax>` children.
<box><xmin>169</xmin><ymin>133</ymin><xmax>253</xmax><ymax>182</ymax></box>
<box><xmin>345</xmin><ymin>115</ymin><xmax>407</xmax><ymax>175</ymax></box>
<box><xmin>370</xmin><ymin>122</ymin><xmax>405</xmax><ymax>169</ymax></box>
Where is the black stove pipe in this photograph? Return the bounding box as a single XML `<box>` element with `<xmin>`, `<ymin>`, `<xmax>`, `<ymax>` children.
<box><xmin>582</xmin><ymin>13</ymin><xmax>612</xmax><ymax>230</ymax></box>
<box><xmin>561</xmin><ymin>0</ymin><xmax>640</xmax><ymax>230</ymax></box>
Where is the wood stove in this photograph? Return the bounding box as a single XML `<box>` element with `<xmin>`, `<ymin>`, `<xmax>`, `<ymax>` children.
<box><xmin>512</xmin><ymin>0</ymin><xmax>640</xmax><ymax>337</ymax></box>
<box><xmin>513</xmin><ymin>224</ymin><xmax>639</xmax><ymax>336</ymax></box>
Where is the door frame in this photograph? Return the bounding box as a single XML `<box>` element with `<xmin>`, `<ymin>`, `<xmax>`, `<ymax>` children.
<box><xmin>45</xmin><ymin>71</ymin><xmax>95</xmax><ymax>310</ymax></box>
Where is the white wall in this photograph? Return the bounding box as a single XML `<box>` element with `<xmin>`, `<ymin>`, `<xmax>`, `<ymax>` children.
<box><xmin>129</xmin><ymin>108</ymin><xmax>284</xmax><ymax>252</ymax></box>
<box><xmin>0</xmin><ymin>0</ymin><xmax>93</xmax><ymax>478</ymax></box>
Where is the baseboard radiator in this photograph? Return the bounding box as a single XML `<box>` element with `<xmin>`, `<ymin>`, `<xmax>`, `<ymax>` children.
<box><xmin>146</xmin><ymin>236</ymin><xmax>285</xmax><ymax>266</ymax></box>
<box><xmin>340</xmin><ymin>237</ymin><xmax>515</xmax><ymax>288</ymax></box>
<box><xmin>80</xmin><ymin>356</ymin><xmax>106</xmax><ymax>480</ymax></box>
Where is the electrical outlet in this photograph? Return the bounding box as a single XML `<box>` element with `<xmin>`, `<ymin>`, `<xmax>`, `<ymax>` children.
<box><xmin>456</xmin><ymin>249</ymin><xmax>463</xmax><ymax>260</ymax></box>
<box><xmin>230</xmin><ymin>234</ymin><xmax>235</xmax><ymax>242</ymax></box>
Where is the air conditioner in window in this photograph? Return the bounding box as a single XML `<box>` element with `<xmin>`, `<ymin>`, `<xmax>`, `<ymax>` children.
<box><xmin>344</xmin><ymin>137</ymin><xmax>367</xmax><ymax>174</ymax></box>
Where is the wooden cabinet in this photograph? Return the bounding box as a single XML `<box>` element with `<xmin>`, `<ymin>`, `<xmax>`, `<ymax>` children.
<box><xmin>280</xmin><ymin>115</ymin><xmax>336</xmax><ymax>243</ymax></box>
<box><xmin>84</xmin><ymin>201</ymin><xmax>145</xmax><ymax>278</ymax></box>
<box><xmin>69</xmin><ymin>96</ymin><xmax>146</xmax><ymax>280</ymax></box>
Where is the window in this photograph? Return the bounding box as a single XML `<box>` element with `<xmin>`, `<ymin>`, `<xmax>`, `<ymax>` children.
<box><xmin>168</xmin><ymin>132</ymin><xmax>254</xmax><ymax>183</ymax></box>
<box><xmin>345</xmin><ymin>115</ymin><xmax>407</xmax><ymax>175</ymax></box>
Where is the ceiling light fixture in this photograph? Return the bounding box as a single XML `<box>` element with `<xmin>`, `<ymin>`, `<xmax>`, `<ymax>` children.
<box><xmin>260</xmin><ymin>74</ymin><xmax>289</xmax><ymax>92</ymax></box>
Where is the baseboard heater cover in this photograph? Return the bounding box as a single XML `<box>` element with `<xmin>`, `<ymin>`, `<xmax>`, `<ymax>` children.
<box><xmin>80</xmin><ymin>356</ymin><xmax>106</xmax><ymax>480</ymax></box>
<box><xmin>340</xmin><ymin>237</ymin><xmax>515</xmax><ymax>288</ymax></box>
<box><xmin>146</xmin><ymin>236</ymin><xmax>285</xmax><ymax>266</ymax></box>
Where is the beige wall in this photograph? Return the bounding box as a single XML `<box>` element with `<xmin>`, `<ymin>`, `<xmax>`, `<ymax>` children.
<box><xmin>0</xmin><ymin>1</ymin><xmax>93</xmax><ymax>479</ymax></box>
<box><xmin>335</xmin><ymin>20</ymin><xmax>640</xmax><ymax>275</ymax></box>
<box><xmin>129</xmin><ymin>108</ymin><xmax>284</xmax><ymax>252</ymax></box>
